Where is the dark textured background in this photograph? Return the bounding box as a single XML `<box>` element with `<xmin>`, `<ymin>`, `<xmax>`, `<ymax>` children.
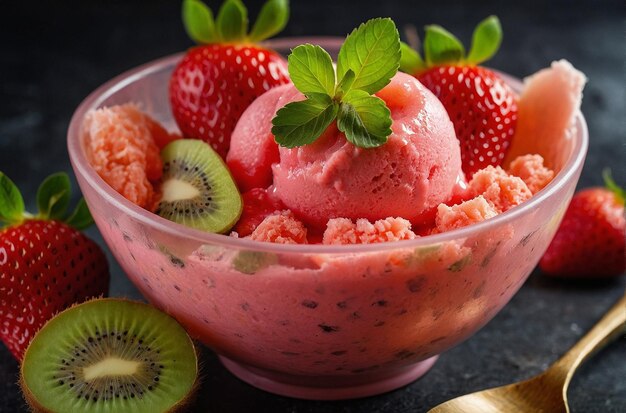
<box><xmin>1</xmin><ymin>0</ymin><xmax>625</xmax><ymax>412</ymax></box>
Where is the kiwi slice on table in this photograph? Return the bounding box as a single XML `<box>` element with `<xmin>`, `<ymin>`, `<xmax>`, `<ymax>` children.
<box><xmin>156</xmin><ymin>139</ymin><xmax>242</xmax><ymax>233</ymax></box>
<box><xmin>20</xmin><ymin>299</ymin><xmax>198</xmax><ymax>413</ymax></box>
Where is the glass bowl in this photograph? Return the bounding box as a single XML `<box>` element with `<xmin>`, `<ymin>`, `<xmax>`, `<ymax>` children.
<box><xmin>67</xmin><ymin>38</ymin><xmax>588</xmax><ymax>400</ymax></box>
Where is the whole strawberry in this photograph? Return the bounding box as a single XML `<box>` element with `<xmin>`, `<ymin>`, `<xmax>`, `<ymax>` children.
<box><xmin>540</xmin><ymin>171</ymin><xmax>625</xmax><ymax>278</ymax></box>
<box><xmin>400</xmin><ymin>16</ymin><xmax>518</xmax><ymax>178</ymax></box>
<box><xmin>0</xmin><ymin>172</ymin><xmax>109</xmax><ymax>360</ymax></box>
<box><xmin>170</xmin><ymin>0</ymin><xmax>291</xmax><ymax>158</ymax></box>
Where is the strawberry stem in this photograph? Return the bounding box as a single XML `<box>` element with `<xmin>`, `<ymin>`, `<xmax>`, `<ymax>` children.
<box><xmin>603</xmin><ymin>169</ymin><xmax>625</xmax><ymax>205</ymax></box>
<box><xmin>0</xmin><ymin>171</ymin><xmax>94</xmax><ymax>230</ymax></box>
<box><xmin>399</xmin><ymin>15</ymin><xmax>502</xmax><ymax>74</ymax></box>
<box><xmin>183</xmin><ymin>0</ymin><xmax>289</xmax><ymax>45</ymax></box>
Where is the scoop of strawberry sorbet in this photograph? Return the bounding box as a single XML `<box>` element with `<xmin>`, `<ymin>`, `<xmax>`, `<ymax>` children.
<box><xmin>271</xmin><ymin>72</ymin><xmax>464</xmax><ymax>228</ymax></box>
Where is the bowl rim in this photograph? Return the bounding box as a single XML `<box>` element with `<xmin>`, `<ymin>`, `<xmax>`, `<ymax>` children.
<box><xmin>67</xmin><ymin>38</ymin><xmax>588</xmax><ymax>254</ymax></box>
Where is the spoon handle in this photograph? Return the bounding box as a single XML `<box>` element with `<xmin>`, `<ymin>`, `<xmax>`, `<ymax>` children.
<box><xmin>550</xmin><ymin>292</ymin><xmax>626</xmax><ymax>384</ymax></box>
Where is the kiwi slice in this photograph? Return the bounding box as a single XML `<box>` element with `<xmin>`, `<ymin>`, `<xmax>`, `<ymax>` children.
<box><xmin>156</xmin><ymin>139</ymin><xmax>242</xmax><ymax>233</ymax></box>
<box><xmin>20</xmin><ymin>299</ymin><xmax>198</xmax><ymax>413</ymax></box>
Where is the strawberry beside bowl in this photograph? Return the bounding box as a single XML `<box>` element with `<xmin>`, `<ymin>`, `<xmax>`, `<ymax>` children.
<box><xmin>67</xmin><ymin>38</ymin><xmax>588</xmax><ymax>400</ymax></box>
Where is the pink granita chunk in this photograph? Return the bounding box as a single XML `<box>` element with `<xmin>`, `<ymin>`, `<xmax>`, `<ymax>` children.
<box><xmin>249</xmin><ymin>211</ymin><xmax>308</xmax><ymax>244</ymax></box>
<box><xmin>469</xmin><ymin>166</ymin><xmax>532</xmax><ymax>212</ymax></box>
<box><xmin>323</xmin><ymin>217</ymin><xmax>416</xmax><ymax>245</ymax></box>
<box><xmin>83</xmin><ymin>104</ymin><xmax>168</xmax><ymax>208</ymax></box>
<box><xmin>435</xmin><ymin>195</ymin><xmax>499</xmax><ymax>233</ymax></box>
<box><xmin>507</xmin><ymin>154</ymin><xmax>554</xmax><ymax>194</ymax></box>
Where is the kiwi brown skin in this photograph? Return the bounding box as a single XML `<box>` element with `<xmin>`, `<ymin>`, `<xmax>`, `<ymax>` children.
<box><xmin>19</xmin><ymin>298</ymin><xmax>200</xmax><ymax>413</ymax></box>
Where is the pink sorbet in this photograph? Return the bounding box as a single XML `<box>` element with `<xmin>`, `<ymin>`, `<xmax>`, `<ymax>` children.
<box><xmin>271</xmin><ymin>72</ymin><xmax>463</xmax><ymax>228</ymax></box>
<box><xmin>323</xmin><ymin>217</ymin><xmax>417</xmax><ymax>245</ymax></box>
<box><xmin>249</xmin><ymin>211</ymin><xmax>308</xmax><ymax>244</ymax></box>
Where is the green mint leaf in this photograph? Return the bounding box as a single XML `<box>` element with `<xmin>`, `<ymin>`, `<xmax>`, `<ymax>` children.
<box><xmin>182</xmin><ymin>0</ymin><xmax>217</xmax><ymax>44</ymax></box>
<box><xmin>288</xmin><ymin>44</ymin><xmax>336</xmax><ymax>96</ymax></box>
<box><xmin>65</xmin><ymin>198</ymin><xmax>94</xmax><ymax>230</ymax></box>
<box><xmin>37</xmin><ymin>172</ymin><xmax>71</xmax><ymax>220</ymax></box>
<box><xmin>423</xmin><ymin>24</ymin><xmax>465</xmax><ymax>66</ymax></box>
<box><xmin>467</xmin><ymin>16</ymin><xmax>502</xmax><ymax>64</ymax></box>
<box><xmin>272</xmin><ymin>94</ymin><xmax>339</xmax><ymax>148</ymax></box>
<box><xmin>399</xmin><ymin>41</ymin><xmax>425</xmax><ymax>73</ymax></box>
<box><xmin>336</xmin><ymin>69</ymin><xmax>355</xmax><ymax>95</ymax></box>
<box><xmin>337</xmin><ymin>89</ymin><xmax>392</xmax><ymax>148</ymax></box>
<box><xmin>216</xmin><ymin>0</ymin><xmax>248</xmax><ymax>42</ymax></box>
<box><xmin>0</xmin><ymin>172</ymin><xmax>25</xmax><ymax>224</ymax></box>
<box><xmin>603</xmin><ymin>169</ymin><xmax>625</xmax><ymax>205</ymax></box>
<box><xmin>336</xmin><ymin>18</ymin><xmax>401</xmax><ymax>94</ymax></box>
<box><xmin>249</xmin><ymin>0</ymin><xmax>289</xmax><ymax>42</ymax></box>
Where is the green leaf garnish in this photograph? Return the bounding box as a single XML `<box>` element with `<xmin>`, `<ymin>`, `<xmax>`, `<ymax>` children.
<box><xmin>466</xmin><ymin>16</ymin><xmax>502</xmax><ymax>64</ymax></box>
<box><xmin>603</xmin><ymin>169</ymin><xmax>625</xmax><ymax>205</ymax></box>
<box><xmin>336</xmin><ymin>69</ymin><xmax>355</xmax><ymax>95</ymax></box>
<box><xmin>36</xmin><ymin>172</ymin><xmax>71</xmax><ymax>220</ymax></box>
<box><xmin>337</xmin><ymin>90</ymin><xmax>392</xmax><ymax>148</ymax></box>
<box><xmin>65</xmin><ymin>198</ymin><xmax>94</xmax><ymax>230</ymax></box>
<box><xmin>399</xmin><ymin>41</ymin><xmax>425</xmax><ymax>74</ymax></box>
<box><xmin>216</xmin><ymin>0</ymin><xmax>248</xmax><ymax>42</ymax></box>
<box><xmin>249</xmin><ymin>0</ymin><xmax>289</xmax><ymax>42</ymax></box>
<box><xmin>0</xmin><ymin>172</ymin><xmax>25</xmax><ymax>224</ymax></box>
<box><xmin>288</xmin><ymin>44</ymin><xmax>336</xmax><ymax>96</ymax></box>
<box><xmin>182</xmin><ymin>0</ymin><xmax>217</xmax><ymax>44</ymax></box>
<box><xmin>272</xmin><ymin>94</ymin><xmax>339</xmax><ymax>148</ymax></box>
<box><xmin>337</xmin><ymin>18</ymin><xmax>401</xmax><ymax>94</ymax></box>
<box><xmin>272</xmin><ymin>18</ymin><xmax>400</xmax><ymax>149</ymax></box>
<box><xmin>423</xmin><ymin>25</ymin><xmax>465</xmax><ymax>66</ymax></box>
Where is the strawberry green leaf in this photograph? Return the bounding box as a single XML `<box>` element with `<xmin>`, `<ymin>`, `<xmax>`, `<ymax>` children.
<box><xmin>182</xmin><ymin>0</ymin><xmax>217</xmax><ymax>44</ymax></box>
<box><xmin>336</xmin><ymin>18</ymin><xmax>401</xmax><ymax>94</ymax></box>
<box><xmin>65</xmin><ymin>198</ymin><xmax>94</xmax><ymax>230</ymax></box>
<box><xmin>337</xmin><ymin>89</ymin><xmax>391</xmax><ymax>148</ymax></box>
<box><xmin>249</xmin><ymin>0</ymin><xmax>289</xmax><ymax>42</ymax></box>
<box><xmin>467</xmin><ymin>16</ymin><xmax>502</xmax><ymax>64</ymax></box>
<box><xmin>603</xmin><ymin>169</ymin><xmax>625</xmax><ymax>205</ymax></box>
<box><xmin>288</xmin><ymin>44</ymin><xmax>336</xmax><ymax>96</ymax></box>
<box><xmin>272</xmin><ymin>94</ymin><xmax>339</xmax><ymax>148</ymax></box>
<box><xmin>399</xmin><ymin>41</ymin><xmax>425</xmax><ymax>74</ymax></box>
<box><xmin>423</xmin><ymin>24</ymin><xmax>465</xmax><ymax>66</ymax></box>
<box><xmin>37</xmin><ymin>172</ymin><xmax>71</xmax><ymax>220</ymax></box>
<box><xmin>216</xmin><ymin>0</ymin><xmax>248</xmax><ymax>42</ymax></box>
<box><xmin>0</xmin><ymin>172</ymin><xmax>25</xmax><ymax>224</ymax></box>
<box><xmin>336</xmin><ymin>69</ymin><xmax>355</xmax><ymax>95</ymax></box>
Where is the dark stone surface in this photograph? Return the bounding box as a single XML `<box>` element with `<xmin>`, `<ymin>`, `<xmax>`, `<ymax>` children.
<box><xmin>1</xmin><ymin>0</ymin><xmax>624</xmax><ymax>412</ymax></box>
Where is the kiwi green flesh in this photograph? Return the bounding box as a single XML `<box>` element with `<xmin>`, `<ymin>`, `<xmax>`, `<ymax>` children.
<box><xmin>21</xmin><ymin>299</ymin><xmax>198</xmax><ymax>413</ymax></box>
<box><xmin>156</xmin><ymin>139</ymin><xmax>242</xmax><ymax>233</ymax></box>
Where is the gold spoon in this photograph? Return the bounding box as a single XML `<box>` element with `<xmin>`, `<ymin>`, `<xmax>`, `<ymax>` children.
<box><xmin>428</xmin><ymin>292</ymin><xmax>626</xmax><ymax>413</ymax></box>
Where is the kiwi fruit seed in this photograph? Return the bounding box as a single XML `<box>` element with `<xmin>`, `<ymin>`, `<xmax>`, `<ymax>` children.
<box><xmin>155</xmin><ymin>139</ymin><xmax>242</xmax><ymax>233</ymax></box>
<box><xmin>20</xmin><ymin>298</ymin><xmax>198</xmax><ymax>413</ymax></box>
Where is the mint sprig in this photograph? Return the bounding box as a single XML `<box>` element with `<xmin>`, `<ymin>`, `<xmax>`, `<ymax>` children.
<box><xmin>0</xmin><ymin>171</ymin><xmax>94</xmax><ymax>230</ymax></box>
<box><xmin>182</xmin><ymin>0</ymin><xmax>289</xmax><ymax>44</ymax></box>
<box><xmin>272</xmin><ymin>18</ymin><xmax>401</xmax><ymax>149</ymax></box>
<box><xmin>399</xmin><ymin>15</ymin><xmax>502</xmax><ymax>73</ymax></box>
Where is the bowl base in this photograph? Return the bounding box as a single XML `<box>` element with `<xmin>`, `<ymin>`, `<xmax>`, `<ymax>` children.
<box><xmin>219</xmin><ymin>355</ymin><xmax>439</xmax><ymax>400</ymax></box>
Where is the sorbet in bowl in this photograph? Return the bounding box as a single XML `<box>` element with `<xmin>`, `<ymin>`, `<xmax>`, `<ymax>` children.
<box><xmin>67</xmin><ymin>38</ymin><xmax>587</xmax><ymax>400</ymax></box>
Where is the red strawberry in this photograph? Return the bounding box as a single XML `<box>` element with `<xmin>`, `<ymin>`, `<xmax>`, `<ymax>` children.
<box><xmin>0</xmin><ymin>172</ymin><xmax>109</xmax><ymax>360</ymax></box>
<box><xmin>234</xmin><ymin>187</ymin><xmax>285</xmax><ymax>237</ymax></box>
<box><xmin>540</xmin><ymin>171</ymin><xmax>625</xmax><ymax>278</ymax></box>
<box><xmin>169</xmin><ymin>0</ymin><xmax>291</xmax><ymax>158</ymax></box>
<box><xmin>401</xmin><ymin>16</ymin><xmax>518</xmax><ymax>178</ymax></box>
